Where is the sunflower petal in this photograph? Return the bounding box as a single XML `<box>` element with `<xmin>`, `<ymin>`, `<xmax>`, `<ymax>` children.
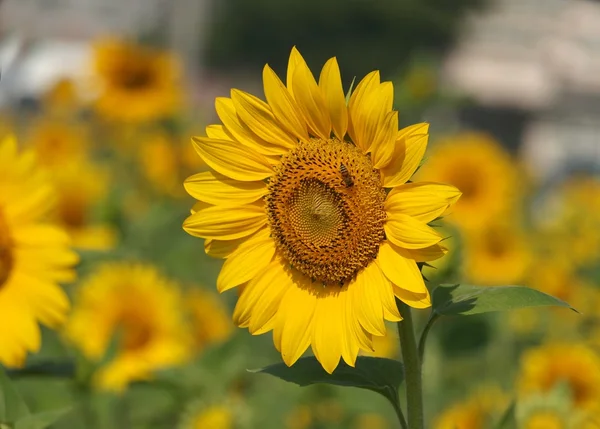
<box><xmin>192</xmin><ymin>137</ymin><xmax>273</xmax><ymax>181</ymax></box>
<box><xmin>215</xmin><ymin>97</ymin><xmax>288</xmax><ymax>156</ymax></box>
<box><xmin>381</xmin><ymin>124</ymin><xmax>429</xmax><ymax>187</ymax></box>
<box><xmin>292</xmin><ymin>59</ymin><xmax>331</xmax><ymax>139</ymax></box>
<box><xmin>319</xmin><ymin>57</ymin><xmax>348</xmax><ymax>140</ymax></box>
<box><xmin>205</xmin><ymin>227</ymin><xmax>269</xmax><ymax>259</ymax></box>
<box><xmin>369</xmin><ymin>110</ymin><xmax>398</xmax><ymax>169</ymax></box>
<box><xmin>399</xmin><ymin>244</ymin><xmax>448</xmax><ymax>262</ymax></box>
<box><xmin>348</xmin><ymin>72</ymin><xmax>385</xmax><ymax>152</ymax></box>
<box><xmin>386</xmin><ymin>182</ymin><xmax>461</xmax><ymax>223</ymax></box>
<box><xmin>184</xmin><ymin>171</ymin><xmax>267</xmax><ymax>206</ymax></box>
<box><xmin>312</xmin><ymin>291</ymin><xmax>344</xmax><ymax>374</ymax></box>
<box><xmin>385</xmin><ymin>213</ymin><xmax>442</xmax><ymax>249</ymax></box>
<box><xmin>392</xmin><ymin>284</ymin><xmax>431</xmax><ymax>309</ymax></box>
<box><xmin>353</xmin><ymin>266</ymin><xmax>386</xmax><ymax>336</ymax></box>
<box><xmin>231</xmin><ymin>89</ymin><xmax>297</xmax><ymax>148</ymax></box>
<box><xmin>217</xmin><ymin>235</ymin><xmax>276</xmax><ymax>292</ymax></box>
<box><xmin>286</xmin><ymin>46</ymin><xmax>303</xmax><ymax>96</ymax></box>
<box><xmin>183</xmin><ymin>202</ymin><xmax>267</xmax><ymax>241</ymax></box>
<box><xmin>263</xmin><ymin>65</ymin><xmax>308</xmax><ymax>141</ymax></box>
<box><xmin>377</xmin><ymin>241</ymin><xmax>428</xmax><ymax>294</ymax></box>
<box><xmin>205</xmin><ymin>124</ymin><xmax>230</xmax><ymax>140</ymax></box>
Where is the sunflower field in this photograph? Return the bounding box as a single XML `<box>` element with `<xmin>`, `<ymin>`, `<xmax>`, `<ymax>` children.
<box><xmin>1</xmin><ymin>2</ymin><xmax>600</xmax><ymax>428</ymax></box>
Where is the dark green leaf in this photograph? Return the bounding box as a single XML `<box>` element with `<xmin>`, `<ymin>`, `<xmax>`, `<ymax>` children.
<box><xmin>0</xmin><ymin>368</ymin><xmax>30</xmax><ymax>423</ymax></box>
<box><xmin>432</xmin><ymin>284</ymin><xmax>575</xmax><ymax>316</ymax></box>
<box><xmin>495</xmin><ymin>401</ymin><xmax>517</xmax><ymax>429</ymax></box>
<box><xmin>251</xmin><ymin>356</ymin><xmax>403</xmax><ymax>407</ymax></box>
<box><xmin>14</xmin><ymin>407</ymin><xmax>71</xmax><ymax>429</ymax></box>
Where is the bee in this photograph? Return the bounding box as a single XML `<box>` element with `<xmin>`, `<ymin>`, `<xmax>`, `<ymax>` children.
<box><xmin>339</xmin><ymin>163</ymin><xmax>354</xmax><ymax>188</ymax></box>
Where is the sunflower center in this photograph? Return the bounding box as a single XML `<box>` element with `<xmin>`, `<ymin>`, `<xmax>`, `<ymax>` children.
<box><xmin>116</xmin><ymin>63</ymin><xmax>154</xmax><ymax>90</ymax></box>
<box><xmin>0</xmin><ymin>208</ymin><xmax>14</xmax><ymax>288</ymax></box>
<box><xmin>118</xmin><ymin>312</ymin><xmax>154</xmax><ymax>351</ymax></box>
<box><xmin>266</xmin><ymin>138</ymin><xmax>386</xmax><ymax>286</ymax></box>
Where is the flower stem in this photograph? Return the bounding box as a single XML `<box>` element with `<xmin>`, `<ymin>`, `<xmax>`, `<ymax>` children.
<box><xmin>396</xmin><ymin>299</ymin><xmax>424</xmax><ymax>429</ymax></box>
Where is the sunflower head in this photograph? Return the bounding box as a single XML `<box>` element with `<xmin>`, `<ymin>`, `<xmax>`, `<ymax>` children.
<box><xmin>183</xmin><ymin>47</ymin><xmax>460</xmax><ymax>373</ymax></box>
<box><xmin>92</xmin><ymin>39</ymin><xmax>181</xmax><ymax>123</ymax></box>
<box><xmin>518</xmin><ymin>343</ymin><xmax>600</xmax><ymax>411</ymax></box>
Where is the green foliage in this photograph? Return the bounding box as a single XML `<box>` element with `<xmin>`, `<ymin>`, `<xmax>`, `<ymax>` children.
<box><xmin>0</xmin><ymin>369</ymin><xmax>70</xmax><ymax>429</ymax></box>
<box><xmin>495</xmin><ymin>401</ymin><xmax>517</xmax><ymax>429</ymax></box>
<box><xmin>252</xmin><ymin>356</ymin><xmax>404</xmax><ymax>410</ymax></box>
<box><xmin>205</xmin><ymin>0</ymin><xmax>486</xmax><ymax>80</ymax></box>
<box><xmin>431</xmin><ymin>284</ymin><xmax>574</xmax><ymax>316</ymax></box>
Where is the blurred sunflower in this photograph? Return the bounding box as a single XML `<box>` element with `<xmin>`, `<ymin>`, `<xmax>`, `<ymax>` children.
<box><xmin>64</xmin><ymin>263</ymin><xmax>192</xmax><ymax>391</ymax></box>
<box><xmin>0</xmin><ymin>136</ymin><xmax>78</xmax><ymax>367</ymax></box>
<box><xmin>518</xmin><ymin>343</ymin><xmax>600</xmax><ymax>411</ymax></box>
<box><xmin>26</xmin><ymin>119</ymin><xmax>88</xmax><ymax>167</ymax></box>
<box><xmin>51</xmin><ymin>160</ymin><xmax>117</xmax><ymax>250</ymax></box>
<box><xmin>286</xmin><ymin>406</ymin><xmax>313</xmax><ymax>429</ymax></box>
<box><xmin>179</xmin><ymin>398</ymin><xmax>246</xmax><ymax>429</ymax></box>
<box><xmin>183</xmin><ymin>47</ymin><xmax>461</xmax><ymax>373</ymax></box>
<box><xmin>415</xmin><ymin>132</ymin><xmax>519</xmax><ymax>232</ymax></box>
<box><xmin>434</xmin><ymin>386</ymin><xmax>508</xmax><ymax>429</ymax></box>
<box><xmin>43</xmin><ymin>78</ymin><xmax>82</xmax><ymax>115</ymax></box>
<box><xmin>462</xmin><ymin>222</ymin><xmax>531</xmax><ymax>286</ymax></box>
<box><xmin>92</xmin><ymin>39</ymin><xmax>182</xmax><ymax>123</ymax></box>
<box><xmin>186</xmin><ymin>288</ymin><xmax>233</xmax><ymax>352</ymax></box>
<box><xmin>354</xmin><ymin>413</ymin><xmax>389</xmax><ymax>429</ymax></box>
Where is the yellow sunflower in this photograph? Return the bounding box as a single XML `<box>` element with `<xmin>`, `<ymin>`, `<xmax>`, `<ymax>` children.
<box><xmin>183</xmin><ymin>47</ymin><xmax>461</xmax><ymax>373</ymax></box>
<box><xmin>64</xmin><ymin>263</ymin><xmax>192</xmax><ymax>391</ymax></box>
<box><xmin>179</xmin><ymin>397</ymin><xmax>246</xmax><ymax>429</ymax></box>
<box><xmin>26</xmin><ymin>119</ymin><xmax>88</xmax><ymax>167</ymax></box>
<box><xmin>462</xmin><ymin>221</ymin><xmax>531</xmax><ymax>286</ymax></box>
<box><xmin>186</xmin><ymin>288</ymin><xmax>234</xmax><ymax>352</ymax></box>
<box><xmin>518</xmin><ymin>343</ymin><xmax>600</xmax><ymax>411</ymax></box>
<box><xmin>0</xmin><ymin>136</ymin><xmax>78</xmax><ymax>367</ymax></box>
<box><xmin>415</xmin><ymin>132</ymin><xmax>519</xmax><ymax>232</ymax></box>
<box><xmin>434</xmin><ymin>386</ymin><xmax>508</xmax><ymax>429</ymax></box>
<box><xmin>92</xmin><ymin>39</ymin><xmax>182</xmax><ymax>123</ymax></box>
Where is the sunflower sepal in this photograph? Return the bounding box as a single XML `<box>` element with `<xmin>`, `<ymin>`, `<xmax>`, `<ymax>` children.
<box><xmin>251</xmin><ymin>356</ymin><xmax>404</xmax><ymax>418</ymax></box>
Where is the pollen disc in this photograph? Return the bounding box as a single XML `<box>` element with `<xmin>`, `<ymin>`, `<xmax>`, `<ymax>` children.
<box><xmin>266</xmin><ymin>138</ymin><xmax>386</xmax><ymax>285</ymax></box>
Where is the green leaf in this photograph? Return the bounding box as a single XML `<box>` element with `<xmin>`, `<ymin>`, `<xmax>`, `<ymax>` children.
<box><xmin>0</xmin><ymin>369</ymin><xmax>30</xmax><ymax>424</ymax></box>
<box><xmin>432</xmin><ymin>284</ymin><xmax>575</xmax><ymax>316</ymax></box>
<box><xmin>14</xmin><ymin>408</ymin><xmax>71</xmax><ymax>429</ymax></box>
<box><xmin>251</xmin><ymin>356</ymin><xmax>404</xmax><ymax>407</ymax></box>
<box><xmin>495</xmin><ymin>401</ymin><xmax>517</xmax><ymax>429</ymax></box>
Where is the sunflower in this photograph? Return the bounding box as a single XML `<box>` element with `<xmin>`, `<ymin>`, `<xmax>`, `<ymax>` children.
<box><xmin>415</xmin><ymin>132</ymin><xmax>518</xmax><ymax>232</ymax></box>
<box><xmin>462</xmin><ymin>221</ymin><xmax>531</xmax><ymax>286</ymax></box>
<box><xmin>179</xmin><ymin>397</ymin><xmax>247</xmax><ymax>429</ymax></box>
<box><xmin>518</xmin><ymin>343</ymin><xmax>600</xmax><ymax>411</ymax></box>
<box><xmin>64</xmin><ymin>263</ymin><xmax>192</xmax><ymax>391</ymax></box>
<box><xmin>26</xmin><ymin>119</ymin><xmax>88</xmax><ymax>167</ymax></box>
<box><xmin>92</xmin><ymin>39</ymin><xmax>182</xmax><ymax>123</ymax></box>
<box><xmin>0</xmin><ymin>136</ymin><xmax>78</xmax><ymax>367</ymax></box>
<box><xmin>183</xmin><ymin>47</ymin><xmax>461</xmax><ymax>373</ymax></box>
<box><xmin>51</xmin><ymin>159</ymin><xmax>117</xmax><ymax>250</ymax></box>
<box><xmin>186</xmin><ymin>288</ymin><xmax>234</xmax><ymax>352</ymax></box>
<box><xmin>434</xmin><ymin>386</ymin><xmax>508</xmax><ymax>429</ymax></box>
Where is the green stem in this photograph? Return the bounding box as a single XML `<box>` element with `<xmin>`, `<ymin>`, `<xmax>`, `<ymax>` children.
<box><xmin>396</xmin><ymin>299</ymin><xmax>424</xmax><ymax>429</ymax></box>
<box><xmin>391</xmin><ymin>399</ymin><xmax>408</xmax><ymax>429</ymax></box>
<box><xmin>417</xmin><ymin>313</ymin><xmax>440</xmax><ymax>364</ymax></box>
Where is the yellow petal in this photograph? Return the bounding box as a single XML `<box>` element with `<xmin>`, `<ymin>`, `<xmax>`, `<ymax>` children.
<box><xmin>286</xmin><ymin>46</ymin><xmax>303</xmax><ymax>96</ymax></box>
<box><xmin>277</xmin><ymin>281</ymin><xmax>316</xmax><ymax>367</ymax></box>
<box><xmin>371</xmin><ymin>262</ymin><xmax>402</xmax><ymax>321</ymax></box>
<box><xmin>369</xmin><ymin>110</ymin><xmax>398</xmax><ymax>169</ymax></box>
<box><xmin>385</xmin><ymin>213</ymin><xmax>442</xmax><ymax>249</ymax></box>
<box><xmin>231</xmin><ymin>89</ymin><xmax>297</xmax><ymax>148</ymax></box>
<box><xmin>215</xmin><ymin>97</ymin><xmax>288</xmax><ymax>156</ymax></box>
<box><xmin>399</xmin><ymin>244</ymin><xmax>448</xmax><ymax>262</ymax></box>
<box><xmin>353</xmin><ymin>266</ymin><xmax>385</xmax><ymax>336</ymax></box>
<box><xmin>243</xmin><ymin>259</ymin><xmax>291</xmax><ymax>334</ymax></box>
<box><xmin>11</xmin><ymin>224</ymin><xmax>71</xmax><ymax>247</ymax></box>
<box><xmin>312</xmin><ymin>291</ymin><xmax>344</xmax><ymax>374</ymax></box>
<box><xmin>377</xmin><ymin>241</ymin><xmax>427</xmax><ymax>294</ymax></box>
<box><xmin>205</xmin><ymin>124</ymin><xmax>230</xmax><ymax>140</ymax></box>
<box><xmin>184</xmin><ymin>171</ymin><xmax>268</xmax><ymax>206</ymax></box>
<box><xmin>347</xmin><ymin>281</ymin><xmax>374</xmax><ymax>352</ymax></box>
<box><xmin>340</xmin><ymin>289</ymin><xmax>360</xmax><ymax>366</ymax></box>
<box><xmin>392</xmin><ymin>284</ymin><xmax>431</xmax><ymax>309</ymax></box>
<box><xmin>183</xmin><ymin>202</ymin><xmax>267</xmax><ymax>240</ymax></box>
<box><xmin>217</xmin><ymin>235</ymin><xmax>276</xmax><ymax>292</ymax></box>
<box><xmin>319</xmin><ymin>57</ymin><xmax>348</xmax><ymax>140</ymax></box>
<box><xmin>386</xmin><ymin>182</ymin><xmax>461</xmax><ymax>223</ymax></box>
<box><xmin>205</xmin><ymin>226</ymin><xmax>269</xmax><ymax>259</ymax></box>
<box><xmin>263</xmin><ymin>65</ymin><xmax>308</xmax><ymax>141</ymax></box>
<box><xmin>17</xmin><ymin>272</ymin><xmax>71</xmax><ymax>327</ymax></box>
<box><xmin>381</xmin><ymin>124</ymin><xmax>429</xmax><ymax>187</ymax></box>
<box><xmin>192</xmin><ymin>136</ymin><xmax>273</xmax><ymax>182</ymax></box>
<box><xmin>292</xmin><ymin>59</ymin><xmax>331</xmax><ymax>139</ymax></box>
<box><xmin>348</xmin><ymin>71</ymin><xmax>382</xmax><ymax>152</ymax></box>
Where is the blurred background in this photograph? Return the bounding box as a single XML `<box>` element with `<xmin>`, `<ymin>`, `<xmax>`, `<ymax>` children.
<box><xmin>0</xmin><ymin>0</ymin><xmax>599</xmax><ymax>427</ymax></box>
